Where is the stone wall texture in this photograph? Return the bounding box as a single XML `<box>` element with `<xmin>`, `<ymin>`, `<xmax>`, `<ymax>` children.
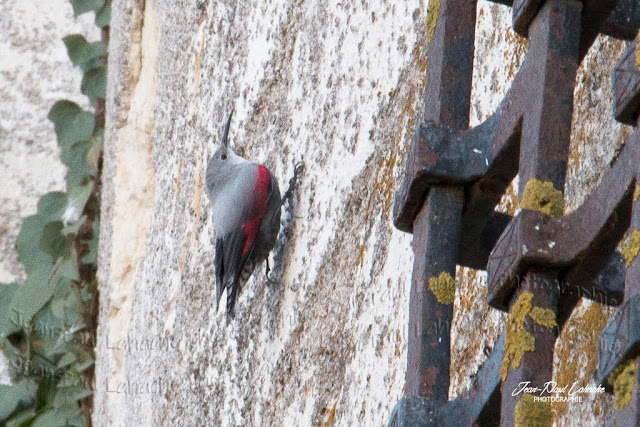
<box><xmin>1</xmin><ymin>0</ymin><xmax>633</xmax><ymax>425</ymax></box>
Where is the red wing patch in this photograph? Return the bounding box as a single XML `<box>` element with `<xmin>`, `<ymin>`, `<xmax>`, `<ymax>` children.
<box><xmin>241</xmin><ymin>165</ymin><xmax>270</xmax><ymax>256</ymax></box>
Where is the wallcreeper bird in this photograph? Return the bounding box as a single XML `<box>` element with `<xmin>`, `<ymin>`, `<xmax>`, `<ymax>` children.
<box><xmin>205</xmin><ymin>111</ymin><xmax>281</xmax><ymax>322</ymax></box>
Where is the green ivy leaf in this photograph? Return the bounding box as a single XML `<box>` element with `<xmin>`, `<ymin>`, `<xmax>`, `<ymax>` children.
<box><xmin>95</xmin><ymin>0</ymin><xmax>111</xmax><ymax>27</ymax></box>
<box><xmin>0</xmin><ymin>378</ymin><xmax>36</xmax><ymax>420</ymax></box>
<box><xmin>56</xmin><ymin>353</ymin><xmax>76</xmax><ymax>369</ymax></box>
<box><xmin>48</xmin><ymin>101</ymin><xmax>95</xmax><ymax>149</ymax></box>
<box><xmin>75</xmin><ymin>358</ymin><xmax>93</xmax><ymax>372</ymax></box>
<box><xmin>73</xmin><ymin>388</ymin><xmax>93</xmax><ymax>401</ymax></box>
<box><xmin>52</xmin><ymin>383</ymin><xmax>91</xmax><ymax>412</ymax></box>
<box><xmin>5</xmin><ymin>409</ymin><xmax>36</xmax><ymax>427</ymax></box>
<box><xmin>86</xmin><ymin>132</ymin><xmax>103</xmax><ymax>170</ymax></box>
<box><xmin>58</xmin><ymin>248</ymin><xmax>80</xmax><ymax>281</ymax></box>
<box><xmin>37</xmin><ymin>192</ymin><xmax>67</xmax><ymax>223</ymax></box>
<box><xmin>39</xmin><ymin>222</ymin><xmax>67</xmax><ymax>260</ymax></box>
<box><xmin>62</xmin><ymin>34</ymin><xmax>107</xmax><ymax>67</ymax></box>
<box><xmin>63</xmin><ymin>291</ymin><xmax>83</xmax><ymax>324</ymax></box>
<box><xmin>32</xmin><ymin>403</ymin><xmax>83</xmax><ymax>427</ymax></box>
<box><xmin>68</xmin><ymin>183</ymin><xmax>93</xmax><ymax>214</ymax></box>
<box><xmin>81</xmin><ymin>66</ymin><xmax>107</xmax><ymax>104</ymax></box>
<box><xmin>0</xmin><ymin>387</ymin><xmax>22</xmax><ymax>420</ymax></box>
<box><xmin>0</xmin><ymin>284</ymin><xmax>20</xmax><ymax>337</ymax></box>
<box><xmin>10</xmin><ymin>264</ymin><xmax>56</xmax><ymax>326</ymax></box>
<box><xmin>61</xmin><ymin>139</ymin><xmax>96</xmax><ymax>187</ymax></box>
<box><xmin>62</xmin><ymin>35</ymin><xmax>106</xmax><ymax>72</ymax></box>
<box><xmin>57</xmin><ymin>371</ymin><xmax>82</xmax><ymax>391</ymax></box>
<box><xmin>53</xmin><ymin>275</ymin><xmax>73</xmax><ymax>301</ymax></box>
<box><xmin>34</xmin><ymin>306</ymin><xmax>70</xmax><ymax>359</ymax></box>
<box><xmin>83</xmin><ymin>216</ymin><xmax>100</xmax><ymax>265</ymax></box>
<box><xmin>15</xmin><ymin>192</ymin><xmax>67</xmax><ymax>272</ymax></box>
<box><xmin>50</xmin><ymin>298</ymin><xmax>65</xmax><ymax>321</ymax></box>
<box><xmin>16</xmin><ymin>215</ymin><xmax>53</xmax><ymax>273</ymax></box>
<box><xmin>69</xmin><ymin>0</ymin><xmax>105</xmax><ymax>16</ymax></box>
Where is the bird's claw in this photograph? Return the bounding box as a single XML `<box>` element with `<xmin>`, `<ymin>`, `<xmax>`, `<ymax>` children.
<box><xmin>265</xmin><ymin>258</ymin><xmax>280</xmax><ymax>285</ymax></box>
<box><xmin>281</xmin><ymin>159</ymin><xmax>305</xmax><ymax>206</ymax></box>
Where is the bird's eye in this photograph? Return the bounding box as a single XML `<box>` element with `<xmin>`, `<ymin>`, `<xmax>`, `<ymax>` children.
<box><xmin>221</xmin><ymin>154</ymin><xmax>227</xmax><ymax>160</ymax></box>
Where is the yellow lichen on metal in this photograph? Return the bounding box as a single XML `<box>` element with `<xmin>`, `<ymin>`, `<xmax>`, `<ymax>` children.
<box><xmin>608</xmin><ymin>359</ymin><xmax>637</xmax><ymax>411</ymax></box>
<box><xmin>552</xmin><ymin>302</ymin><xmax>608</xmax><ymax>419</ymax></box>
<box><xmin>501</xmin><ymin>291</ymin><xmax>535</xmax><ymax>381</ymax></box>
<box><xmin>426</xmin><ymin>0</ymin><xmax>440</xmax><ymax>45</ymax></box>
<box><xmin>530</xmin><ymin>307</ymin><xmax>557</xmax><ymax>329</ymax></box>
<box><xmin>520</xmin><ymin>179</ymin><xmax>564</xmax><ymax>217</ymax></box>
<box><xmin>622</xmin><ymin>230</ymin><xmax>640</xmax><ymax>267</ymax></box>
<box><xmin>428</xmin><ymin>271</ymin><xmax>455</xmax><ymax>305</ymax></box>
<box><xmin>514</xmin><ymin>394</ymin><xmax>552</xmax><ymax>427</ymax></box>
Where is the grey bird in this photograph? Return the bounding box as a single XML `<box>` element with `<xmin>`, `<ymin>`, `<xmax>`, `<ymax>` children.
<box><xmin>205</xmin><ymin>111</ymin><xmax>282</xmax><ymax>321</ymax></box>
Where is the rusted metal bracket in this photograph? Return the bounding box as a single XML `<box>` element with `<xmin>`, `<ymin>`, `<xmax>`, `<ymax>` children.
<box><xmin>487</xmin><ymin>129</ymin><xmax>640</xmax><ymax>312</ymax></box>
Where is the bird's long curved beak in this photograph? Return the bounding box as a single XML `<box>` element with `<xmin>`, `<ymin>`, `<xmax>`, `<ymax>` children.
<box><xmin>222</xmin><ymin>109</ymin><xmax>234</xmax><ymax>149</ymax></box>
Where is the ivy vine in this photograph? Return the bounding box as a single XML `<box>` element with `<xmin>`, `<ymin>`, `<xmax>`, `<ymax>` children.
<box><xmin>0</xmin><ymin>0</ymin><xmax>109</xmax><ymax>425</ymax></box>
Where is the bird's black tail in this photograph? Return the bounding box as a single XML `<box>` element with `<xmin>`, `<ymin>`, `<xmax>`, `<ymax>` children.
<box><xmin>224</xmin><ymin>258</ymin><xmax>256</xmax><ymax>323</ymax></box>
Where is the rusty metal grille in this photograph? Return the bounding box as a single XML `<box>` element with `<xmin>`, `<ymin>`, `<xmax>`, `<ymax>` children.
<box><xmin>389</xmin><ymin>0</ymin><xmax>640</xmax><ymax>425</ymax></box>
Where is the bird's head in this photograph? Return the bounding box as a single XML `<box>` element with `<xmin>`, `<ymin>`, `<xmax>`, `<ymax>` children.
<box><xmin>205</xmin><ymin>109</ymin><xmax>247</xmax><ymax>197</ymax></box>
<box><xmin>210</xmin><ymin>109</ymin><xmax>235</xmax><ymax>165</ymax></box>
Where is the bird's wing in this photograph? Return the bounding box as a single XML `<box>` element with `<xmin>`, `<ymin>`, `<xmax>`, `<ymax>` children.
<box><xmin>254</xmin><ymin>171</ymin><xmax>282</xmax><ymax>258</ymax></box>
<box><xmin>218</xmin><ymin>164</ymin><xmax>272</xmax><ymax>319</ymax></box>
<box><xmin>214</xmin><ymin>238</ymin><xmax>224</xmax><ymax>309</ymax></box>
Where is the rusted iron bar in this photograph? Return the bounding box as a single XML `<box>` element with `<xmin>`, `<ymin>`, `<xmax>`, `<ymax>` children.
<box><xmin>495</xmin><ymin>2</ymin><xmax>581</xmax><ymax>425</ymax></box>
<box><xmin>403</xmin><ymin>0</ymin><xmax>478</xmax><ymax>402</ymax></box>
<box><xmin>578</xmin><ymin>0</ymin><xmax>621</xmax><ymax>58</ymax></box>
<box><xmin>598</xmin><ymin>172</ymin><xmax>640</xmax><ymax>425</ymax></box>
<box><xmin>407</xmin><ymin>188</ymin><xmax>463</xmax><ymax>400</ymax></box>
<box><xmin>500</xmin><ymin>269</ymin><xmax>560</xmax><ymax>426</ymax></box>
<box><xmin>458</xmin><ymin>211</ymin><xmax>511</xmax><ymax>270</ymax></box>
<box><xmin>596</xmin><ymin>40</ymin><xmax>640</xmax><ymax>426</ymax></box>
<box><xmin>444</xmin><ymin>333</ymin><xmax>506</xmax><ymax>424</ymax></box>
<box><xmin>393</xmin><ymin>72</ymin><xmax>526</xmax><ymax>232</ymax></box>
<box><xmin>599</xmin><ymin>0</ymin><xmax>640</xmax><ymax>40</ymax></box>
<box><xmin>614</xmin><ymin>41</ymin><xmax>640</xmax><ymax>126</ymax></box>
